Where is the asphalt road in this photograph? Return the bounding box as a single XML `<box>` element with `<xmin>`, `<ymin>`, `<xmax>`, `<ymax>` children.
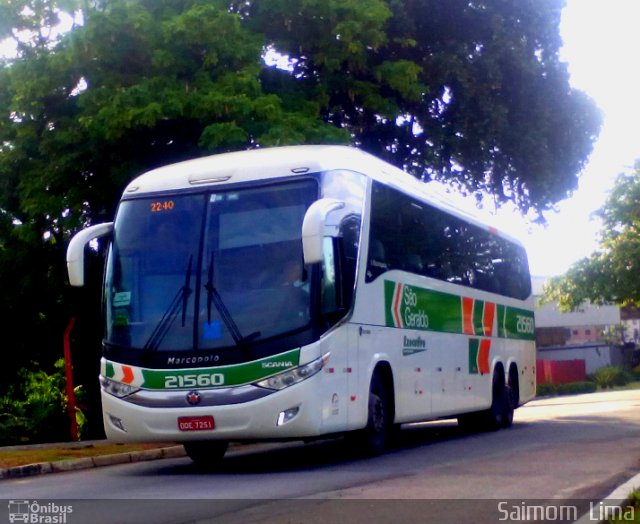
<box><xmin>3</xmin><ymin>390</ymin><xmax>640</xmax><ymax>524</ymax></box>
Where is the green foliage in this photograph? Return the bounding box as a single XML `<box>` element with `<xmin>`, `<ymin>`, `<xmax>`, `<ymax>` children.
<box><xmin>602</xmin><ymin>325</ymin><xmax>628</xmax><ymax>346</ymax></box>
<box><xmin>543</xmin><ymin>162</ymin><xmax>640</xmax><ymax>311</ymax></box>
<box><xmin>0</xmin><ymin>359</ymin><xmax>85</xmax><ymax>445</ymax></box>
<box><xmin>0</xmin><ymin>1</ymin><xmax>601</xmax><ymax>402</ymax></box>
<box><xmin>536</xmin><ymin>382</ymin><xmax>557</xmax><ymax>397</ymax></box>
<box><xmin>593</xmin><ymin>366</ymin><xmax>631</xmax><ymax>390</ymax></box>
<box><xmin>247</xmin><ymin>0</ymin><xmax>601</xmax><ymax>214</ymax></box>
<box><xmin>555</xmin><ymin>381</ymin><xmax>597</xmax><ymax>395</ymax></box>
<box><xmin>537</xmin><ymin>380</ymin><xmax>598</xmax><ymax>397</ymax></box>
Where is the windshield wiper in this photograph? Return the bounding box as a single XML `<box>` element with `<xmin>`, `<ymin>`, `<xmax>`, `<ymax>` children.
<box><xmin>143</xmin><ymin>255</ymin><xmax>193</xmax><ymax>352</ymax></box>
<box><xmin>205</xmin><ymin>254</ymin><xmax>260</xmax><ymax>346</ymax></box>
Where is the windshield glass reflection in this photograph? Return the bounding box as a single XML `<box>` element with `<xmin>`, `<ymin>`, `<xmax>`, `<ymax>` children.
<box><xmin>104</xmin><ymin>180</ymin><xmax>317</xmax><ymax>353</ymax></box>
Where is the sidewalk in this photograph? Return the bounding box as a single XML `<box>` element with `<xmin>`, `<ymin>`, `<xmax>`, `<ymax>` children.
<box><xmin>0</xmin><ymin>440</ymin><xmax>186</xmax><ymax>479</ymax></box>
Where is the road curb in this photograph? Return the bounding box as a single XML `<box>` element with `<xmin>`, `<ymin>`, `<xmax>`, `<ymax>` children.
<box><xmin>0</xmin><ymin>446</ymin><xmax>186</xmax><ymax>480</ymax></box>
<box><xmin>574</xmin><ymin>472</ymin><xmax>640</xmax><ymax>524</ymax></box>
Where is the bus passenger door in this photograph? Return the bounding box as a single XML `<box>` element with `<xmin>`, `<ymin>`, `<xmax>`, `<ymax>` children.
<box><xmin>319</xmin><ymin>326</ymin><xmax>352</xmax><ymax>434</ymax></box>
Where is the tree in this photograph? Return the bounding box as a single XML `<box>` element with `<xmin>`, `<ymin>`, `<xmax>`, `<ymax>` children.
<box><xmin>245</xmin><ymin>0</ymin><xmax>602</xmax><ymax>214</ymax></box>
<box><xmin>0</xmin><ymin>0</ymin><xmax>349</xmax><ymax>241</ymax></box>
<box><xmin>0</xmin><ymin>1</ymin><xmax>601</xmax><ymax>232</ymax></box>
<box><xmin>0</xmin><ymin>0</ymin><xmax>601</xmax><ymax>434</ymax></box>
<box><xmin>543</xmin><ymin>161</ymin><xmax>640</xmax><ymax>311</ymax></box>
<box><xmin>0</xmin><ymin>0</ymin><xmax>349</xmax><ymax>433</ymax></box>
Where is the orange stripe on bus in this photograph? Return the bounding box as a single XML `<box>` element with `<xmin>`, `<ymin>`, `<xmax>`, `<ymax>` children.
<box><xmin>393</xmin><ymin>283</ymin><xmax>404</xmax><ymax>327</ymax></box>
<box><xmin>478</xmin><ymin>339</ymin><xmax>491</xmax><ymax>375</ymax></box>
<box><xmin>462</xmin><ymin>297</ymin><xmax>475</xmax><ymax>335</ymax></box>
<box><xmin>483</xmin><ymin>302</ymin><xmax>496</xmax><ymax>337</ymax></box>
<box><xmin>122</xmin><ymin>366</ymin><xmax>135</xmax><ymax>384</ymax></box>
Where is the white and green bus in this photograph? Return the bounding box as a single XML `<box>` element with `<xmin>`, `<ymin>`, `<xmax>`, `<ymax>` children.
<box><xmin>67</xmin><ymin>145</ymin><xmax>536</xmax><ymax>464</ymax></box>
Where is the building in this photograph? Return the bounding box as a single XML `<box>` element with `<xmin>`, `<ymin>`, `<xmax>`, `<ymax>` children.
<box><xmin>532</xmin><ymin>276</ymin><xmax>628</xmax><ymax>374</ymax></box>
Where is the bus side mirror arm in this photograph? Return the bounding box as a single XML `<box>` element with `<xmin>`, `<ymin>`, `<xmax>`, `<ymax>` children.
<box><xmin>67</xmin><ymin>222</ymin><xmax>114</xmax><ymax>287</ymax></box>
<box><xmin>302</xmin><ymin>199</ymin><xmax>345</xmax><ymax>264</ymax></box>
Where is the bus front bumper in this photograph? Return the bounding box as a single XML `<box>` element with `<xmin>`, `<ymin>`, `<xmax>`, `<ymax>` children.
<box><xmin>101</xmin><ymin>379</ymin><xmax>325</xmax><ymax>442</ymax></box>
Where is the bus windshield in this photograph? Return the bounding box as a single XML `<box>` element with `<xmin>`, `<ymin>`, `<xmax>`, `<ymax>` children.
<box><xmin>104</xmin><ymin>180</ymin><xmax>318</xmax><ymax>354</ymax></box>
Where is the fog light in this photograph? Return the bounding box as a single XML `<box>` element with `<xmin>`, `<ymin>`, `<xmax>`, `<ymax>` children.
<box><xmin>277</xmin><ymin>406</ymin><xmax>300</xmax><ymax>426</ymax></box>
<box><xmin>108</xmin><ymin>414</ymin><xmax>127</xmax><ymax>432</ymax></box>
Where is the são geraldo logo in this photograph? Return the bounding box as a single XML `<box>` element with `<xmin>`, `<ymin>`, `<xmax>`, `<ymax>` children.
<box><xmin>8</xmin><ymin>500</ymin><xmax>73</xmax><ymax>523</ymax></box>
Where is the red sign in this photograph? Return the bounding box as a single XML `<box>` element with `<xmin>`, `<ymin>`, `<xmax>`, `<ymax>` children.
<box><xmin>178</xmin><ymin>416</ymin><xmax>215</xmax><ymax>431</ymax></box>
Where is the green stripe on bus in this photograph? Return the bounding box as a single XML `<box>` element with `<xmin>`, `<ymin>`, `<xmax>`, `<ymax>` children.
<box><xmin>103</xmin><ymin>349</ymin><xmax>301</xmax><ymax>390</ymax></box>
<box><xmin>384</xmin><ymin>280</ymin><xmax>397</xmax><ymax>328</ymax></box>
<box><xmin>384</xmin><ymin>280</ymin><xmax>535</xmax><ymax>340</ymax></box>
<box><xmin>498</xmin><ymin>304</ymin><xmax>536</xmax><ymax>340</ymax></box>
<box><xmin>473</xmin><ymin>299</ymin><xmax>484</xmax><ymax>336</ymax></box>
<box><xmin>497</xmin><ymin>304</ymin><xmax>507</xmax><ymax>338</ymax></box>
<box><xmin>384</xmin><ymin>280</ymin><xmax>462</xmax><ymax>333</ymax></box>
<box><xmin>468</xmin><ymin>338</ymin><xmax>480</xmax><ymax>374</ymax></box>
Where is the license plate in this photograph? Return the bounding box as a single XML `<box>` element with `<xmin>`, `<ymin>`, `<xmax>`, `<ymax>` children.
<box><xmin>178</xmin><ymin>416</ymin><xmax>215</xmax><ymax>432</ymax></box>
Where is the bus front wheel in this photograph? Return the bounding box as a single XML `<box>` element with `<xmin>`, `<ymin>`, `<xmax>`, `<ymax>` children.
<box><xmin>350</xmin><ymin>375</ymin><xmax>391</xmax><ymax>456</ymax></box>
<box><xmin>184</xmin><ymin>440</ymin><xmax>228</xmax><ymax>467</ymax></box>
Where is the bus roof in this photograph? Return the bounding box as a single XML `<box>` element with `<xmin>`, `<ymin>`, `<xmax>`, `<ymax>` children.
<box><xmin>125</xmin><ymin>145</ymin><xmax>382</xmax><ymax>194</ymax></box>
<box><xmin>123</xmin><ymin>145</ymin><xmax>523</xmax><ymax>246</ymax></box>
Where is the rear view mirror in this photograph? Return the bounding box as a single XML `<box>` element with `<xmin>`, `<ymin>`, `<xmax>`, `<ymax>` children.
<box><xmin>67</xmin><ymin>222</ymin><xmax>113</xmax><ymax>287</ymax></box>
<box><xmin>302</xmin><ymin>198</ymin><xmax>345</xmax><ymax>264</ymax></box>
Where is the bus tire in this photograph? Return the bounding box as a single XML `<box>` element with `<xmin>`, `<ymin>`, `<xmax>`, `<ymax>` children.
<box><xmin>508</xmin><ymin>365</ymin><xmax>520</xmax><ymax>409</ymax></box>
<box><xmin>348</xmin><ymin>375</ymin><xmax>391</xmax><ymax>456</ymax></box>
<box><xmin>184</xmin><ymin>440</ymin><xmax>228</xmax><ymax>467</ymax></box>
<box><xmin>364</xmin><ymin>376</ymin><xmax>391</xmax><ymax>455</ymax></box>
<box><xmin>482</xmin><ymin>371</ymin><xmax>508</xmax><ymax>431</ymax></box>
<box><xmin>501</xmin><ymin>384</ymin><xmax>515</xmax><ymax>428</ymax></box>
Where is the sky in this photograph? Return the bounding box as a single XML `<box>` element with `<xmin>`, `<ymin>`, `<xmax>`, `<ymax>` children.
<box><xmin>497</xmin><ymin>0</ymin><xmax>640</xmax><ymax>277</ymax></box>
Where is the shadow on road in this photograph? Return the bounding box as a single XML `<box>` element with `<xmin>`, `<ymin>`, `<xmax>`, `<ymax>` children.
<box><xmin>149</xmin><ymin>418</ymin><xmax>515</xmax><ymax>476</ymax></box>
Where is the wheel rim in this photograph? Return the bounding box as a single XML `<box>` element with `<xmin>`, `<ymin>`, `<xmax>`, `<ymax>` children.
<box><xmin>371</xmin><ymin>394</ymin><xmax>385</xmax><ymax>434</ymax></box>
<box><xmin>491</xmin><ymin>377</ymin><xmax>505</xmax><ymax>426</ymax></box>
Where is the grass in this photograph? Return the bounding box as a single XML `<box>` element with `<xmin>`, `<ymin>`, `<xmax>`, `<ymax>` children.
<box><xmin>605</xmin><ymin>490</ymin><xmax>640</xmax><ymax>523</ymax></box>
<box><xmin>0</xmin><ymin>442</ymin><xmax>176</xmax><ymax>469</ymax></box>
<box><xmin>537</xmin><ymin>380</ymin><xmax>640</xmax><ymax>398</ymax></box>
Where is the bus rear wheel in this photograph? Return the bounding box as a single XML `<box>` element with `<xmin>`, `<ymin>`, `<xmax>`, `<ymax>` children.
<box><xmin>484</xmin><ymin>371</ymin><xmax>513</xmax><ymax>430</ymax></box>
<box><xmin>508</xmin><ymin>365</ymin><xmax>520</xmax><ymax>411</ymax></box>
<box><xmin>184</xmin><ymin>440</ymin><xmax>228</xmax><ymax>468</ymax></box>
<box><xmin>461</xmin><ymin>371</ymin><xmax>514</xmax><ymax>432</ymax></box>
<box><xmin>501</xmin><ymin>384</ymin><xmax>515</xmax><ymax>428</ymax></box>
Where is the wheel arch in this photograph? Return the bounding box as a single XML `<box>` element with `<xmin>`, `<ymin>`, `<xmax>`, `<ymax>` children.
<box><xmin>507</xmin><ymin>361</ymin><xmax>521</xmax><ymax>407</ymax></box>
<box><xmin>492</xmin><ymin>361</ymin><xmax>506</xmax><ymax>387</ymax></box>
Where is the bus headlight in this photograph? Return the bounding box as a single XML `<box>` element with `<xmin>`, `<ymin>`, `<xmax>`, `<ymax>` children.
<box><xmin>100</xmin><ymin>376</ymin><xmax>140</xmax><ymax>398</ymax></box>
<box><xmin>255</xmin><ymin>353</ymin><xmax>329</xmax><ymax>391</ymax></box>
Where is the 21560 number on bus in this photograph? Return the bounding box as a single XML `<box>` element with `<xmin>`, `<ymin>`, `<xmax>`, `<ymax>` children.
<box><xmin>165</xmin><ymin>374</ymin><xmax>225</xmax><ymax>389</ymax></box>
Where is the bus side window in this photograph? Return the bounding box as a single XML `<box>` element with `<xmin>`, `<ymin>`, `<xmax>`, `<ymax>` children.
<box><xmin>338</xmin><ymin>214</ymin><xmax>360</xmax><ymax>310</ymax></box>
<box><xmin>405</xmin><ymin>253</ymin><xmax>424</xmax><ymax>274</ymax></box>
<box><xmin>365</xmin><ymin>179</ymin><xmax>531</xmax><ymax>299</ymax></box>
<box><xmin>366</xmin><ymin>239</ymin><xmax>388</xmax><ymax>281</ymax></box>
<box><xmin>321</xmin><ymin>237</ymin><xmax>339</xmax><ymax>315</ymax></box>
